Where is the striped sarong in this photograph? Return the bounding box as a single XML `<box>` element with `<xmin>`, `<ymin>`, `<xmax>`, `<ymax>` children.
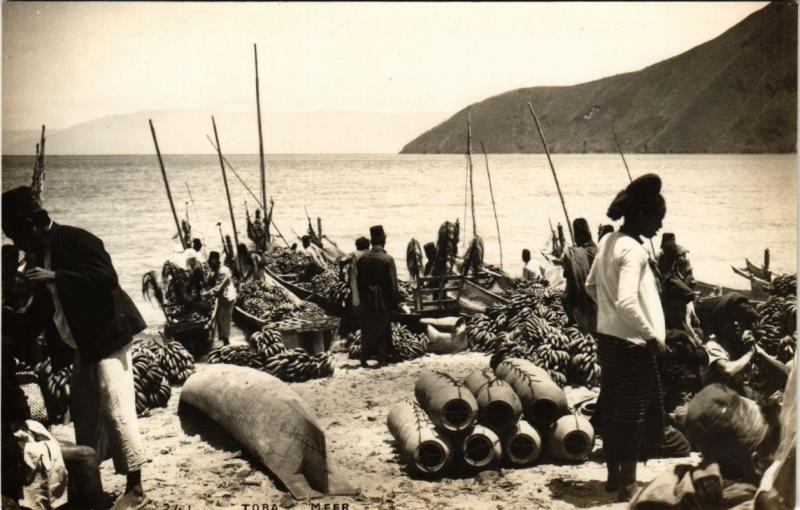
<box><xmin>595</xmin><ymin>333</ymin><xmax>665</xmax><ymax>462</ymax></box>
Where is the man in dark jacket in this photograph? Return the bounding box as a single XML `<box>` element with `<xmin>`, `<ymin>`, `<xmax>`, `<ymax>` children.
<box><xmin>356</xmin><ymin>225</ymin><xmax>400</xmax><ymax>368</ymax></box>
<box><xmin>2</xmin><ymin>186</ymin><xmax>148</xmax><ymax>510</ymax></box>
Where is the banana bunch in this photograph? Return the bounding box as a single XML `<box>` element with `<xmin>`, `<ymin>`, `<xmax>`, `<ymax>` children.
<box><xmin>292</xmin><ymin>301</ymin><xmax>327</xmax><ymax>319</ymax></box>
<box><xmin>205</xmin><ymin>344</ymin><xmax>267</xmax><ymax>370</ymax></box>
<box><xmin>306</xmin><ymin>270</ymin><xmax>351</xmax><ymax>309</ymax></box>
<box><xmin>131</xmin><ymin>344</ymin><xmax>171</xmax><ymax>415</ymax></box>
<box><xmin>160</xmin><ymin>340</ymin><xmax>196</xmax><ymax>385</ymax></box>
<box><xmin>467</xmin><ymin>277</ymin><xmax>600</xmax><ymax>387</ymax></box>
<box><xmin>770</xmin><ymin>273</ymin><xmax>797</xmax><ymax>298</ymax></box>
<box><xmin>347</xmin><ymin>323</ymin><xmax>428</xmax><ymax>363</ymax></box>
<box><xmin>466</xmin><ymin>315</ymin><xmax>501</xmax><ymax>353</ymax></box>
<box><xmin>34</xmin><ymin>359</ymin><xmax>72</xmax><ymax>422</ymax></box>
<box><xmin>391</xmin><ymin>323</ymin><xmax>428</xmax><ymax>361</ymax></box>
<box><xmin>131</xmin><ymin>337</ymin><xmax>196</xmax><ymax>386</ymax></box>
<box><xmin>754</xmin><ymin>291</ymin><xmax>798</xmax><ymax>355</ymax></box>
<box><xmin>238</xmin><ymin>280</ymin><xmax>299</xmax><ymax>322</ymax></box>
<box><xmin>264</xmin><ymin>246</ymin><xmax>311</xmax><ymax>275</ymax></box>
<box><xmin>248</xmin><ymin>327</ymin><xmax>287</xmax><ymax>358</ymax></box>
<box><xmin>263</xmin><ymin>349</ymin><xmax>335</xmax><ymax>382</ymax></box>
<box><xmin>488</xmin><ymin>338</ymin><xmax>527</xmax><ymax>370</ymax></box>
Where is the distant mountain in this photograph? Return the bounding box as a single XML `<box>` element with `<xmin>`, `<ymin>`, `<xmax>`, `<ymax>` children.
<box><xmin>402</xmin><ymin>2</ymin><xmax>797</xmax><ymax>154</ymax></box>
<box><xmin>3</xmin><ymin>110</ymin><xmax>447</xmax><ymax>155</ymax></box>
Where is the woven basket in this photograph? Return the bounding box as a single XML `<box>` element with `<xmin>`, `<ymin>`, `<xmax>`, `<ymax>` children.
<box><xmin>20</xmin><ymin>382</ymin><xmax>49</xmax><ymax>424</ymax></box>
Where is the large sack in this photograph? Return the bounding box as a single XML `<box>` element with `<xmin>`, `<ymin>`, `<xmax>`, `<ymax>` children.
<box><xmin>425</xmin><ymin>321</ymin><xmax>468</xmax><ymax>354</ymax></box>
<box><xmin>180</xmin><ymin>364</ymin><xmax>357</xmax><ymax>499</ymax></box>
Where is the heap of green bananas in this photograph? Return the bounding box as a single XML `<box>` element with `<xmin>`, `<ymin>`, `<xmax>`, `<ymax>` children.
<box><xmin>771</xmin><ymin>273</ymin><xmax>797</xmax><ymax>298</ymax></box>
<box><xmin>348</xmin><ymin>323</ymin><xmax>428</xmax><ymax>363</ymax></box>
<box><xmin>754</xmin><ymin>273</ymin><xmax>797</xmax><ymax>362</ymax></box>
<box><xmin>131</xmin><ymin>343</ymin><xmax>171</xmax><ymax>415</ymax></box>
<box><xmin>467</xmin><ymin>276</ymin><xmax>599</xmax><ymax>388</ymax></box>
<box><xmin>205</xmin><ymin>344</ymin><xmax>266</xmax><ymax>369</ymax></box>
<box><xmin>206</xmin><ymin>325</ymin><xmax>335</xmax><ymax>383</ymax></box>
<box><xmin>264</xmin><ymin>246</ymin><xmax>310</xmax><ymax>275</ymax></box>
<box><xmin>33</xmin><ymin>359</ymin><xmax>73</xmax><ymax>422</ymax></box>
<box><xmin>305</xmin><ymin>270</ymin><xmax>351</xmax><ymax>309</ymax></box>
<box><xmin>238</xmin><ymin>280</ymin><xmax>297</xmax><ymax>322</ymax></box>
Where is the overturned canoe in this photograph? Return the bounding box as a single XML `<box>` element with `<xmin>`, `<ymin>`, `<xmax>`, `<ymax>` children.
<box><xmin>463</xmin><ymin>368</ymin><xmax>522</xmax><ymax>432</ymax></box>
<box><xmin>387</xmin><ymin>401</ymin><xmax>454</xmax><ymax>476</ymax></box>
<box><xmin>415</xmin><ymin>371</ymin><xmax>478</xmax><ymax>433</ymax></box>
<box><xmin>180</xmin><ymin>365</ymin><xmax>357</xmax><ymax>499</ymax></box>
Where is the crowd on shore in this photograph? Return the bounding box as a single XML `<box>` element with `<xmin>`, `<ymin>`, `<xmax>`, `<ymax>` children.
<box><xmin>1</xmin><ymin>171</ymin><xmax>796</xmax><ymax>510</ymax></box>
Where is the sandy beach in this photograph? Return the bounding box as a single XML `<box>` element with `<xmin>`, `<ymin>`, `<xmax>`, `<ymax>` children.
<box><xmin>52</xmin><ymin>349</ymin><xmax>697</xmax><ymax>510</ymax></box>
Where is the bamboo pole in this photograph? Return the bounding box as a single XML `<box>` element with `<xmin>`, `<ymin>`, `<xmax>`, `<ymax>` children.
<box><xmin>211</xmin><ymin>116</ymin><xmax>241</xmax><ymax>273</ymax></box>
<box><xmin>205</xmin><ymin>136</ymin><xmax>290</xmax><ymax>248</ymax></box>
<box><xmin>611</xmin><ymin>121</ymin><xmax>657</xmax><ymax>257</ymax></box>
<box><xmin>480</xmin><ymin>141</ymin><xmax>503</xmax><ymax>268</ymax></box>
<box><xmin>149</xmin><ymin>119</ymin><xmax>187</xmax><ymax>250</ymax></box>
<box><xmin>526</xmin><ymin>102</ymin><xmax>574</xmax><ymax>245</ymax></box>
<box><xmin>611</xmin><ymin>122</ymin><xmax>633</xmax><ymax>181</ymax></box>
<box><xmin>467</xmin><ymin>112</ymin><xmax>477</xmax><ymax>238</ymax></box>
<box><xmin>254</xmin><ymin>44</ymin><xmax>268</xmax><ymax>215</ymax></box>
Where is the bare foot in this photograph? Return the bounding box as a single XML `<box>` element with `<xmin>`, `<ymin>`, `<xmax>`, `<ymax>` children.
<box><xmin>110</xmin><ymin>491</ymin><xmax>148</xmax><ymax>510</ymax></box>
<box><xmin>617</xmin><ymin>482</ymin><xmax>639</xmax><ymax>502</ymax></box>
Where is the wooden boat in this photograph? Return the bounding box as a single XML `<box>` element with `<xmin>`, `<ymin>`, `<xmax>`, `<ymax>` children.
<box><xmin>233</xmin><ymin>304</ymin><xmax>340</xmax><ymax>354</ymax></box>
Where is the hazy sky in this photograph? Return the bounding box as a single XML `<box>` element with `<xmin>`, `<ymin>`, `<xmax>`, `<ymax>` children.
<box><xmin>4</xmin><ymin>2</ymin><xmax>766</xmax><ymax>133</ymax></box>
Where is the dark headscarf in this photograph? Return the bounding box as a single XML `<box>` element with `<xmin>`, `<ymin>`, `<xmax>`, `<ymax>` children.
<box><xmin>572</xmin><ymin>218</ymin><xmax>595</xmax><ymax>248</ymax></box>
<box><xmin>607</xmin><ymin>173</ymin><xmax>665</xmax><ymax>220</ymax></box>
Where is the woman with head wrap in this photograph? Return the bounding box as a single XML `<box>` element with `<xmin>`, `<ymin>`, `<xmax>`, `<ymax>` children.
<box><xmin>585</xmin><ymin>173</ymin><xmax>668</xmax><ymax>501</ymax></box>
<box><xmin>561</xmin><ymin>218</ymin><xmax>598</xmax><ymax>333</ymax></box>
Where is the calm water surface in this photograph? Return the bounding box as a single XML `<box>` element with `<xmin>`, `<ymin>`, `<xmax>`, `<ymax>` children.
<box><xmin>2</xmin><ymin>153</ymin><xmax>796</xmax><ymax>326</ymax></box>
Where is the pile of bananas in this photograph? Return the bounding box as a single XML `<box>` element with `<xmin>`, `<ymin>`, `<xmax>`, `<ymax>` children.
<box><xmin>131</xmin><ymin>343</ymin><xmax>171</xmax><ymax>415</ymax></box>
<box><xmin>467</xmin><ymin>277</ymin><xmax>599</xmax><ymax>388</ymax></box>
<box><xmin>206</xmin><ymin>325</ymin><xmax>336</xmax><ymax>383</ymax></box>
<box><xmin>771</xmin><ymin>273</ymin><xmax>797</xmax><ymax>298</ymax></box>
<box><xmin>247</xmin><ymin>328</ymin><xmax>286</xmax><ymax>357</ymax></box>
<box><xmin>131</xmin><ymin>337</ymin><xmax>196</xmax><ymax>386</ymax></box>
<box><xmin>348</xmin><ymin>323</ymin><xmax>428</xmax><ymax>363</ymax></box>
<box><xmin>205</xmin><ymin>344</ymin><xmax>266</xmax><ymax>369</ymax></box>
<box><xmin>754</xmin><ymin>274</ymin><xmax>797</xmax><ymax>362</ymax></box>
<box><xmin>305</xmin><ymin>270</ymin><xmax>351</xmax><ymax>309</ymax></box>
<box><xmin>238</xmin><ymin>280</ymin><xmax>297</xmax><ymax>322</ymax></box>
<box><xmin>263</xmin><ymin>349</ymin><xmax>335</xmax><ymax>382</ymax></box>
<box><xmin>153</xmin><ymin>339</ymin><xmax>196</xmax><ymax>385</ymax></box>
<box><xmin>33</xmin><ymin>359</ymin><xmax>72</xmax><ymax>422</ymax></box>
<box><xmin>264</xmin><ymin>247</ymin><xmax>310</xmax><ymax>275</ymax></box>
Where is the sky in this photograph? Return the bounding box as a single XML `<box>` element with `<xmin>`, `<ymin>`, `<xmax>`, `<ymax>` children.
<box><xmin>3</xmin><ymin>2</ymin><xmax>767</xmax><ymax>149</ymax></box>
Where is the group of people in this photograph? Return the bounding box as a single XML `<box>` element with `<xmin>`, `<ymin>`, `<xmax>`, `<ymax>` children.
<box><xmin>2</xmin><ymin>186</ymin><xmax>149</xmax><ymax>509</ymax></box>
<box><xmin>554</xmin><ymin>174</ymin><xmax>793</xmax><ymax>507</ymax></box>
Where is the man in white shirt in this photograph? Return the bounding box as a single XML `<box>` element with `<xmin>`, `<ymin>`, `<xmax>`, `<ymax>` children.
<box><xmin>203</xmin><ymin>251</ymin><xmax>237</xmax><ymax>346</ymax></box>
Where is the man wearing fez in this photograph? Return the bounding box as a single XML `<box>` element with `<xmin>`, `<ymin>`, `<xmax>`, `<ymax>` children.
<box><xmin>1</xmin><ymin>186</ymin><xmax>148</xmax><ymax>510</ymax></box>
<box><xmin>356</xmin><ymin>225</ymin><xmax>400</xmax><ymax>368</ymax></box>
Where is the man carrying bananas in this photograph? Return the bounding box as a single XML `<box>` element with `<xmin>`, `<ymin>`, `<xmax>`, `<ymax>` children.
<box><xmin>2</xmin><ymin>186</ymin><xmax>149</xmax><ymax>510</ymax></box>
<box><xmin>356</xmin><ymin>225</ymin><xmax>401</xmax><ymax>368</ymax></box>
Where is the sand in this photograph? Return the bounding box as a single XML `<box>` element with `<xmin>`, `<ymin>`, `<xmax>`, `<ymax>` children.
<box><xmin>51</xmin><ymin>350</ymin><xmax>697</xmax><ymax>510</ymax></box>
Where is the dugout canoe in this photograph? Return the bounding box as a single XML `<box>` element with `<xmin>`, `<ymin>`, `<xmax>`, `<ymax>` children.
<box><xmin>180</xmin><ymin>365</ymin><xmax>357</xmax><ymax>498</ymax></box>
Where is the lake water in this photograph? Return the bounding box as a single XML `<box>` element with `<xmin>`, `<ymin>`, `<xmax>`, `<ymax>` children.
<box><xmin>2</xmin><ymin>153</ymin><xmax>796</xmax><ymax>326</ymax></box>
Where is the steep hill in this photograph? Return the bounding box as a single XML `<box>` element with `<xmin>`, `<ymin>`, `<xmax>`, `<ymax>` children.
<box><xmin>402</xmin><ymin>2</ymin><xmax>796</xmax><ymax>154</ymax></box>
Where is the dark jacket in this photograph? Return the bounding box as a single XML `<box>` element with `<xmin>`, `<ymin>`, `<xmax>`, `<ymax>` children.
<box><xmin>17</xmin><ymin>224</ymin><xmax>146</xmax><ymax>369</ymax></box>
<box><xmin>357</xmin><ymin>247</ymin><xmax>400</xmax><ymax>311</ymax></box>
